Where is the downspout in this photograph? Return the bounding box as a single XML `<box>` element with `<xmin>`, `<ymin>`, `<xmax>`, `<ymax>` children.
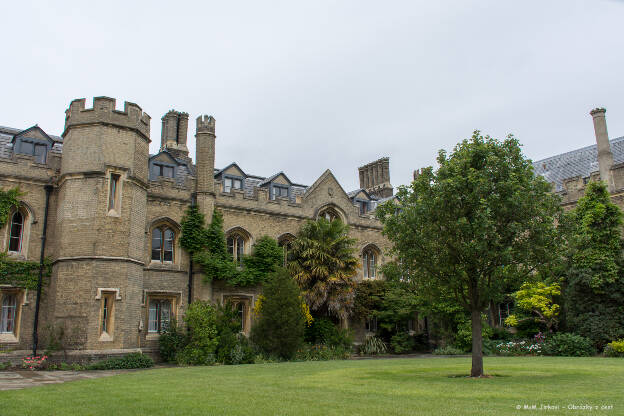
<box><xmin>188</xmin><ymin>193</ymin><xmax>197</xmax><ymax>306</ymax></box>
<box><xmin>32</xmin><ymin>184</ymin><xmax>53</xmax><ymax>356</ymax></box>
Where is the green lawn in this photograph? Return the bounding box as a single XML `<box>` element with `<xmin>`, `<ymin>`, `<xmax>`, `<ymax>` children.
<box><xmin>1</xmin><ymin>357</ymin><xmax>622</xmax><ymax>415</ymax></box>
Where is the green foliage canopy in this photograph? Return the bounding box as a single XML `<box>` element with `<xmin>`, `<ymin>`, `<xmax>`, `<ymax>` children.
<box><xmin>567</xmin><ymin>181</ymin><xmax>623</xmax><ymax>289</ymax></box>
<box><xmin>183</xmin><ymin>208</ymin><xmax>283</xmax><ymax>287</ymax></box>
<box><xmin>0</xmin><ymin>187</ymin><xmax>21</xmax><ymax>229</ymax></box>
<box><xmin>377</xmin><ymin>131</ymin><xmax>562</xmax><ymax>376</ymax></box>
<box><xmin>505</xmin><ymin>281</ymin><xmax>561</xmax><ymax>332</ymax></box>
<box><xmin>563</xmin><ymin>181</ymin><xmax>624</xmax><ymax>348</ymax></box>
<box><xmin>288</xmin><ymin>218</ymin><xmax>359</xmax><ymax>320</ymax></box>
<box><xmin>251</xmin><ymin>267</ymin><xmax>306</xmax><ymax>359</ymax></box>
<box><xmin>177</xmin><ymin>301</ymin><xmax>219</xmax><ymax>365</ymax></box>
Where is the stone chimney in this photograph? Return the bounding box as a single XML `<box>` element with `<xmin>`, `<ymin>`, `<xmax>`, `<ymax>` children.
<box><xmin>195</xmin><ymin>115</ymin><xmax>216</xmax><ymax>218</ymax></box>
<box><xmin>160</xmin><ymin>110</ymin><xmax>189</xmax><ymax>159</ymax></box>
<box><xmin>358</xmin><ymin>157</ymin><xmax>393</xmax><ymax>198</ymax></box>
<box><xmin>590</xmin><ymin>108</ymin><xmax>614</xmax><ymax>192</ymax></box>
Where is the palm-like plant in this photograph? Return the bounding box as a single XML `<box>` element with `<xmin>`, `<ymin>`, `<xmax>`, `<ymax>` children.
<box><xmin>288</xmin><ymin>218</ymin><xmax>359</xmax><ymax>320</ymax></box>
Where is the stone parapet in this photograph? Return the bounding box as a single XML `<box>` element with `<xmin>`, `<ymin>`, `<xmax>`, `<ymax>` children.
<box><xmin>64</xmin><ymin>97</ymin><xmax>151</xmax><ymax>141</ymax></box>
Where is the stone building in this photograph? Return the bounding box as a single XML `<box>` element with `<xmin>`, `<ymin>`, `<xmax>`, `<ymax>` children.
<box><xmin>0</xmin><ymin>96</ymin><xmax>395</xmax><ymax>356</ymax></box>
<box><xmin>533</xmin><ymin>108</ymin><xmax>624</xmax><ymax>210</ymax></box>
<box><xmin>490</xmin><ymin>108</ymin><xmax>624</xmax><ymax>327</ymax></box>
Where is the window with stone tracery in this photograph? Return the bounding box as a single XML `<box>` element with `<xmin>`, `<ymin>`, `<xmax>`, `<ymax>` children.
<box><xmin>318</xmin><ymin>207</ymin><xmax>341</xmax><ymax>222</ymax></box>
<box><xmin>151</xmin><ymin>226</ymin><xmax>175</xmax><ymax>263</ymax></box>
<box><xmin>227</xmin><ymin>232</ymin><xmax>247</xmax><ymax>267</ymax></box>
<box><xmin>362</xmin><ymin>247</ymin><xmax>379</xmax><ymax>280</ymax></box>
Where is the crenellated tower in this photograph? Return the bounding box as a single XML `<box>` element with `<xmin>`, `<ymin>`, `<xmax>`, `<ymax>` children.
<box><xmin>53</xmin><ymin>96</ymin><xmax>150</xmax><ymax>350</ymax></box>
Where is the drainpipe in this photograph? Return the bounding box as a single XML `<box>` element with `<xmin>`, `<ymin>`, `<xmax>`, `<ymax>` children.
<box><xmin>32</xmin><ymin>184</ymin><xmax>53</xmax><ymax>356</ymax></box>
<box><xmin>188</xmin><ymin>193</ymin><xmax>197</xmax><ymax>306</ymax></box>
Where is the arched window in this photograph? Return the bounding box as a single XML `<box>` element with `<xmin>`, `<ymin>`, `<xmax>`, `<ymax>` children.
<box><xmin>227</xmin><ymin>233</ymin><xmax>246</xmax><ymax>267</ymax></box>
<box><xmin>151</xmin><ymin>226</ymin><xmax>175</xmax><ymax>263</ymax></box>
<box><xmin>362</xmin><ymin>247</ymin><xmax>378</xmax><ymax>279</ymax></box>
<box><xmin>8</xmin><ymin>211</ymin><xmax>24</xmax><ymax>253</ymax></box>
<box><xmin>318</xmin><ymin>207</ymin><xmax>341</xmax><ymax>222</ymax></box>
<box><xmin>278</xmin><ymin>234</ymin><xmax>295</xmax><ymax>267</ymax></box>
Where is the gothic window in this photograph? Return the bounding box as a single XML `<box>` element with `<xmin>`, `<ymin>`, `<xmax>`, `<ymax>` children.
<box><xmin>227</xmin><ymin>232</ymin><xmax>247</xmax><ymax>267</ymax></box>
<box><xmin>0</xmin><ymin>292</ymin><xmax>18</xmax><ymax>335</ymax></box>
<box><xmin>362</xmin><ymin>247</ymin><xmax>378</xmax><ymax>279</ymax></box>
<box><xmin>148</xmin><ymin>298</ymin><xmax>173</xmax><ymax>334</ymax></box>
<box><xmin>278</xmin><ymin>235</ymin><xmax>295</xmax><ymax>267</ymax></box>
<box><xmin>318</xmin><ymin>207</ymin><xmax>341</xmax><ymax>222</ymax></box>
<box><xmin>151</xmin><ymin>226</ymin><xmax>175</xmax><ymax>263</ymax></box>
<box><xmin>8</xmin><ymin>211</ymin><xmax>24</xmax><ymax>253</ymax></box>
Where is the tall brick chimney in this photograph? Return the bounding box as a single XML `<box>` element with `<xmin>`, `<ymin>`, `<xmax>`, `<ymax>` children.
<box><xmin>590</xmin><ymin>107</ymin><xmax>614</xmax><ymax>192</ymax></box>
<box><xmin>195</xmin><ymin>115</ymin><xmax>216</xmax><ymax>219</ymax></box>
<box><xmin>160</xmin><ymin>110</ymin><xmax>189</xmax><ymax>159</ymax></box>
<box><xmin>358</xmin><ymin>157</ymin><xmax>393</xmax><ymax>198</ymax></box>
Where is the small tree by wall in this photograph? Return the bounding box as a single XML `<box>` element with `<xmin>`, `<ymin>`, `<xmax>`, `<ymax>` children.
<box><xmin>251</xmin><ymin>268</ymin><xmax>306</xmax><ymax>359</ymax></box>
<box><xmin>288</xmin><ymin>218</ymin><xmax>359</xmax><ymax>321</ymax></box>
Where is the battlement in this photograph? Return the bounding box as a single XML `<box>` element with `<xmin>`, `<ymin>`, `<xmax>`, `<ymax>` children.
<box><xmin>196</xmin><ymin>115</ymin><xmax>216</xmax><ymax>134</ymax></box>
<box><xmin>64</xmin><ymin>97</ymin><xmax>151</xmax><ymax>140</ymax></box>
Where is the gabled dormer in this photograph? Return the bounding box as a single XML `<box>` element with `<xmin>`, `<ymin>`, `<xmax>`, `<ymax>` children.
<box><xmin>149</xmin><ymin>150</ymin><xmax>179</xmax><ymax>180</ymax></box>
<box><xmin>348</xmin><ymin>188</ymin><xmax>373</xmax><ymax>215</ymax></box>
<box><xmin>12</xmin><ymin>125</ymin><xmax>55</xmax><ymax>164</ymax></box>
<box><xmin>259</xmin><ymin>172</ymin><xmax>292</xmax><ymax>200</ymax></box>
<box><xmin>215</xmin><ymin>162</ymin><xmax>247</xmax><ymax>192</ymax></box>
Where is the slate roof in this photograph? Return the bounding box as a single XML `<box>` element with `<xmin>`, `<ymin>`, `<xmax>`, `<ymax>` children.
<box><xmin>0</xmin><ymin>125</ymin><xmax>63</xmax><ymax>159</ymax></box>
<box><xmin>0</xmin><ymin>124</ymin><xmax>378</xmax><ymax>208</ymax></box>
<box><xmin>532</xmin><ymin>136</ymin><xmax>624</xmax><ymax>191</ymax></box>
<box><xmin>258</xmin><ymin>171</ymin><xmax>290</xmax><ymax>187</ymax></box>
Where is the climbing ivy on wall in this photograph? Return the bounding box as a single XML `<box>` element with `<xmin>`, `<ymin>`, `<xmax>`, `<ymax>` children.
<box><xmin>180</xmin><ymin>206</ymin><xmax>283</xmax><ymax>287</ymax></box>
<box><xmin>0</xmin><ymin>187</ymin><xmax>21</xmax><ymax>229</ymax></box>
<box><xmin>0</xmin><ymin>186</ymin><xmax>51</xmax><ymax>289</ymax></box>
<box><xmin>0</xmin><ymin>253</ymin><xmax>51</xmax><ymax>289</ymax></box>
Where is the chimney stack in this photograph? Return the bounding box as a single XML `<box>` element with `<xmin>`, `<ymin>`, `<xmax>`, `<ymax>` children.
<box><xmin>358</xmin><ymin>157</ymin><xmax>393</xmax><ymax>198</ymax></box>
<box><xmin>590</xmin><ymin>108</ymin><xmax>614</xmax><ymax>192</ymax></box>
<box><xmin>160</xmin><ymin>110</ymin><xmax>189</xmax><ymax>159</ymax></box>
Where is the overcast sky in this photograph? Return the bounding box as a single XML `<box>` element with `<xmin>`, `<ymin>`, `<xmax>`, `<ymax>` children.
<box><xmin>2</xmin><ymin>0</ymin><xmax>623</xmax><ymax>191</ymax></box>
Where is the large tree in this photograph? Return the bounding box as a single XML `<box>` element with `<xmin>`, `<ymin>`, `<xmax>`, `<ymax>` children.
<box><xmin>288</xmin><ymin>218</ymin><xmax>359</xmax><ymax>321</ymax></box>
<box><xmin>377</xmin><ymin>131</ymin><xmax>562</xmax><ymax>376</ymax></box>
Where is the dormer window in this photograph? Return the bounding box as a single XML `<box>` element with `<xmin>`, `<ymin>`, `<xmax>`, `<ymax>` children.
<box><xmin>271</xmin><ymin>185</ymin><xmax>289</xmax><ymax>200</ymax></box>
<box><xmin>16</xmin><ymin>140</ymin><xmax>47</xmax><ymax>164</ymax></box>
<box><xmin>151</xmin><ymin>163</ymin><xmax>175</xmax><ymax>179</ymax></box>
<box><xmin>224</xmin><ymin>177</ymin><xmax>243</xmax><ymax>193</ymax></box>
<box><xmin>359</xmin><ymin>201</ymin><xmax>368</xmax><ymax>215</ymax></box>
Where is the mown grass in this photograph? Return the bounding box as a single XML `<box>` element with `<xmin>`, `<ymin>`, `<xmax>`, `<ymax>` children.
<box><xmin>1</xmin><ymin>357</ymin><xmax>622</xmax><ymax>415</ymax></box>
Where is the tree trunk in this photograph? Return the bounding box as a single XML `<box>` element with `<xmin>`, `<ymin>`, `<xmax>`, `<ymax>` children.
<box><xmin>470</xmin><ymin>309</ymin><xmax>484</xmax><ymax>377</ymax></box>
